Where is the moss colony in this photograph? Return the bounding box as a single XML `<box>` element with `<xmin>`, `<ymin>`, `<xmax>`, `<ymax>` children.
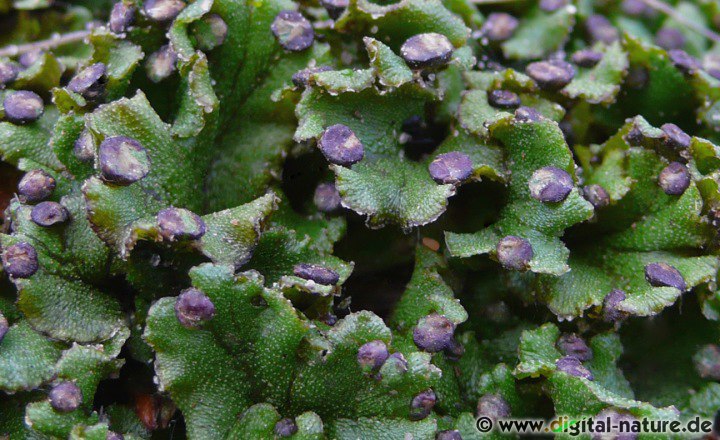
<box><xmin>1</xmin><ymin>0</ymin><xmax>720</xmax><ymax>438</ymax></box>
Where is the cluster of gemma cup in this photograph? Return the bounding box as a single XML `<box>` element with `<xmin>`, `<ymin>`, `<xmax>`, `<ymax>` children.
<box><xmin>0</xmin><ymin>0</ymin><xmax>231</xmax><ymax>270</ymax></box>
<box><xmin>267</xmin><ymin>3</ymin><xmax>706</xmax><ymax>434</ymax></box>
<box><xmin>270</xmin><ymin>3</ymin><xmax>695</xmax><ymax>303</ymax></box>
<box><xmin>1</xmin><ymin>0</ymin><xmax>720</xmax><ymax>437</ymax></box>
<box><xmin>0</xmin><ymin>4</ymin><xmax>228</xmax><ymax>437</ymax></box>
<box><xmin>351</xmin><ymin>312</ymin><xmax>460</xmax><ymax>422</ymax></box>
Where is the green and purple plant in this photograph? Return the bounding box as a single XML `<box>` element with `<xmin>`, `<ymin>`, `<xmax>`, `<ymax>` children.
<box><xmin>0</xmin><ymin>0</ymin><xmax>719</xmax><ymax>438</ymax></box>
